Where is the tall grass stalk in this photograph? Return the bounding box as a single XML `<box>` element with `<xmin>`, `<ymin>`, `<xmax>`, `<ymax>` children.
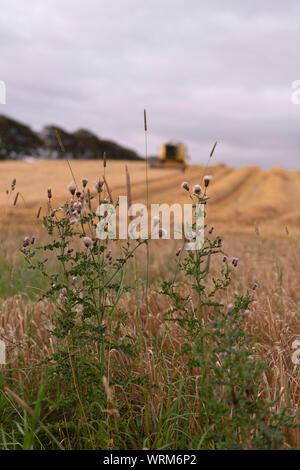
<box><xmin>144</xmin><ymin>109</ymin><xmax>150</xmax><ymax>312</ymax></box>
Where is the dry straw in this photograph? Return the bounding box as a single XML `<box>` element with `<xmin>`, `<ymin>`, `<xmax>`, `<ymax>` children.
<box><xmin>125</xmin><ymin>164</ymin><xmax>132</xmax><ymax>211</ymax></box>
<box><xmin>103</xmin><ymin>175</ymin><xmax>113</xmax><ymax>204</ymax></box>
<box><xmin>4</xmin><ymin>387</ymin><xmax>34</xmax><ymax>416</ymax></box>
<box><xmin>13</xmin><ymin>192</ymin><xmax>19</xmax><ymax>206</ymax></box>
<box><xmin>144</xmin><ymin>109</ymin><xmax>150</xmax><ymax>311</ymax></box>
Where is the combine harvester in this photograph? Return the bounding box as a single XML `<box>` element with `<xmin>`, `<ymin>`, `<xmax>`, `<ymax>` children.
<box><xmin>150</xmin><ymin>141</ymin><xmax>187</xmax><ymax>171</ymax></box>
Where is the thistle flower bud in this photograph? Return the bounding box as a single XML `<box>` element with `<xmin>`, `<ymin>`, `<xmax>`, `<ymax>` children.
<box><xmin>76</xmin><ymin>191</ymin><xmax>82</xmax><ymax>198</ymax></box>
<box><xmin>209</xmin><ymin>227</ymin><xmax>214</xmax><ymax>235</ymax></box>
<box><xmin>31</xmin><ymin>236</ymin><xmax>36</xmax><ymax>245</ymax></box>
<box><xmin>68</xmin><ymin>181</ymin><xmax>77</xmax><ymax>196</ymax></box>
<box><xmin>252</xmin><ymin>282</ymin><xmax>259</xmax><ymax>291</ymax></box>
<box><xmin>227</xmin><ymin>304</ymin><xmax>234</xmax><ymax>315</ymax></box>
<box><xmin>192</xmin><ymin>184</ymin><xmax>202</xmax><ymax>195</ymax></box>
<box><xmin>94</xmin><ymin>180</ymin><xmax>104</xmax><ymax>193</ymax></box>
<box><xmin>75</xmin><ymin>202</ymin><xmax>82</xmax><ymax>214</ymax></box>
<box><xmin>69</xmin><ymin>215</ymin><xmax>79</xmax><ymax>225</ymax></box>
<box><xmin>47</xmin><ymin>188</ymin><xmax>52</xmax><ymax>199</ymax></box>
<box><xmin>176</xmin><ymin>249</ymin><xmax>181</xmax><ymax>257</ymax></box>
<box><xmin>203</xmin><ymin>175</ymin><xmax>212</xmax><ymax>188</ymax></box>
<box><xmin>241</xmin><ymin>310</ymin><xmax>250</xmax><ymax>319</ymax></box>
<box><xmin>23</xmin><ymin>236</ymin><xmax>30</xmax><ymax>248</ymax></box>
<box><xmin>106</xmin><ymin>250</ymin><xmax>112</xmax><ymax>259</ymax></box>
<box><xmin>83</xmin><ymin>236</ymin><xmax>93</xmax><ymax>249</ymax></box>
<box><xmin>223</xmin><ymin>255</ymin><xmax>228</xmax><ymax>262</ymax></box>
<box><xmin>11</xmin><ymin>178</ymin><xmax>17</xmax><ymax>190</ymax></box>
<box><xmin>82</xmin><ymin>178</ymin><xmax>88</xmax><ymax>188</ymax></box>
<box><xmin>232</xmin><ymin>257</ymin><xmax>239</xmax><ymax>267</ymax></box>
<box><xmin>181</xmin><ymin>181</ymin><xmax>189</xmax><ymax>191</ymax></box>
<box><xmin>67</xmin><ymin>248</ymin><xmax>74</xmax><ymax>254</ymax></box>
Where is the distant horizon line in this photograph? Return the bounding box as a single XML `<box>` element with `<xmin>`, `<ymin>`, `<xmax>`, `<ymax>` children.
<box><xmin>0</xmin><ymin>113</ymin><xmax>299</xmax><ymax>171</ymax></box>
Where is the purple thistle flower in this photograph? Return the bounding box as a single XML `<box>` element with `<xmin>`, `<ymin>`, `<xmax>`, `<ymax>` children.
<box><xmin>68</xmin><ymin>181</ymin><xmax>77</xmax><ymax>195</ymax></box>
<box><xmin>192</xmin><ymin>184</ymin><xmax>202</xmax><ymax>195</ymax></box>
<box><xmin>23</xmin><ymin>236</ymin><xmax>30</xmax><ymax>248</ymax></box>
<box><xmin>181</xmin><ymin>181</ymin><xmax>189</xmax><ymax>191</ymax></box>
<box><xmin>223</xmin><ymin>255</ymin><xmax>228</xmax><ymax>262</ymax></box>
<box><xmin>252</xmin><ymin>282</ymin><xmax>259</xmax><ymax>291</ymax></box>
<box><xmin>227</xmin><ymin>304</ymin><xmax>234</xmax><ymax>316</ymax></box>
<box><xmin>241</xmin><ymin>310</ymin><xmax>250</xmax><ymax>319</ymax></box>
<box><xmin>232</xmin><ymin>257</ymin><xmax>239</xmax><ymax>267</ymax></box>
<box><xmin>83</xmin><ymin>237</ymin><xmax>93</xmax><ymax>249</ymax></box>
<box><xmin>94</xmin><ymin>180</ymin><xmax>104</xmax><ymax>193</ymax></box>
<box><xmin>203</xmin><ymin>175</ymin><xmax>212</xmax><ymax>188</ymax></box>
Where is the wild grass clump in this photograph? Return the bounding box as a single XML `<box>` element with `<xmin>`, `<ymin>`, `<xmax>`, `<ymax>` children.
<box><xmin>0</xmin><ymin>165</ymin><xmax>298</xmax><ymax>450</ymax></box>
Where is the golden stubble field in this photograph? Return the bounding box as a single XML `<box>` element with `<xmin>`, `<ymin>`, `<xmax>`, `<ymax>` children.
<box><xmin>1</xmin><ymin>159</ymin><xmax>300</xmax><ymax>237</ymax></box>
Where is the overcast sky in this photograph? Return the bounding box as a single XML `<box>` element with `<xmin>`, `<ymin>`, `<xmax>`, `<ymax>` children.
<box><xmin>1</xmin><ymin>0</ymin><xmax>300</xmax><ymax>168</ymax></box>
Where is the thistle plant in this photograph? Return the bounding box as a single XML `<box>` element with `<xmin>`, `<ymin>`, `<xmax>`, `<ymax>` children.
<box><xmin>21</xmin><ymin>177</ymin><xmax>145</xmax><ymax>426</ymax></box>
<box><xmin>161</xmin><ymin>176</ymin><xmax>297</xmax><ymax>450</ymax></box>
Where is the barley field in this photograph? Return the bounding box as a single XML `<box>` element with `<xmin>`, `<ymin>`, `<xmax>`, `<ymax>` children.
<box><xmin>0</xmin><ymin>159</ymin><xmax>299</xmax><ymax>450</ymax></box>
<box><xmin>1</xmin><ymin>160</ymin><xmax>300</xmax><ymax>236</ymax></box>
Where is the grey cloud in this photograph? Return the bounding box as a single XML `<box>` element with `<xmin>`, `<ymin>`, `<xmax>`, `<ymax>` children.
<box><xmin>1</xmin><ymin>0</ymin><xmax>300</xmax><ymax>168</ymax></box>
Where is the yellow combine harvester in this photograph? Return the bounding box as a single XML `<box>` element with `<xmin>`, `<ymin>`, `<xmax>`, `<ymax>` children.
<box><xmin>150</xmin><ymin>141</ymin><xmax>187</xmax><ymax>171</ymax></box>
